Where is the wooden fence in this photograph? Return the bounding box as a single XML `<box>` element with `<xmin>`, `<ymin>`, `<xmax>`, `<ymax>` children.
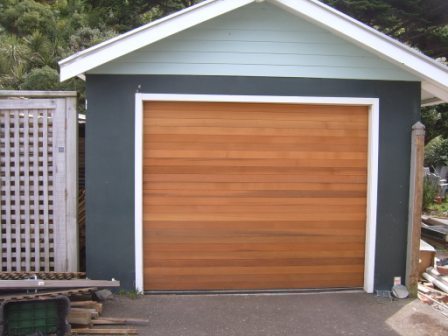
<box><xmin>0</xmin><ymin>91</ymin><xmax>78</xmax><ymax>272</ymax></box>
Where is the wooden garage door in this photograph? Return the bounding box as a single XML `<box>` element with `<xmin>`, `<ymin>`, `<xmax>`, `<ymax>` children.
<box><xmin>143</xmin><ymin>101</ymin><xmax>368</xmax><ymax>291</ymax></box>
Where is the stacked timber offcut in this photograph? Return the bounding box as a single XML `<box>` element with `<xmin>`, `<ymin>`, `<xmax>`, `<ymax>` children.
<box><xmin>0</xmin><ymin>272</ymin><xmax>147</xmax><ymax>335</ymax></box>
<box><xmin>419</xmin><ymin>266</ymin><xmax>448</xmax><ymax>317</ymax></box>
<box><xmin>421</xmin><ymin>216</ymin><xmax>448</xmax><ymax>245</ymax></box>
<box><xmin>69</xmin><ymin>297</ymin><xmax>147</xmax><ymax>335</ymax></box>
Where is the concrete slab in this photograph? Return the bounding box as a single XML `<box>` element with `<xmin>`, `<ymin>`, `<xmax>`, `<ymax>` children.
<box><xmin>102</xmin><ymin>292</ymin><xmax>448</xmax><ymax>336</ymax></box>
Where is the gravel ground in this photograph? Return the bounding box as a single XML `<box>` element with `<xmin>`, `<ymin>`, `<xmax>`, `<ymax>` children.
<box><xmin>100</xmin><ymin>292</ymin><xmax>448</xmax><ymax>336</ymax></box>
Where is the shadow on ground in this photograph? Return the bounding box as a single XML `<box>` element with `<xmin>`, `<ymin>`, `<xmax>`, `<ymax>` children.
<box><xmin>102</xmin><ymin>292</ymin><xmax>448</xmax><ymax>336</ymax></box>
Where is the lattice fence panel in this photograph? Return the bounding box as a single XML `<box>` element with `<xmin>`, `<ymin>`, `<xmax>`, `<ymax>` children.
<box><xmin>0</xmin><ymin>106</ymin><xmax>56</xmax><ymax>271</ymax></box>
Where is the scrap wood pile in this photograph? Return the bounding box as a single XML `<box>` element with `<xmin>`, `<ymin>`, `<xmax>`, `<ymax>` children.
<box><xmin>69</xmin><ymin>293</ymin><xmax>147</xmax><ymax>335</ymax></box>
<box><xmin>418</xmin><ymin>265</ymin><xmax>448</xmax><ymax>317</ymax></box>
<box><xmin>0</xmin><ymin>272</ymin><xmax>147</xmax><ymax>335</ymax></box>
<box><xmin>418</xmin><ymin>216</ymin><xmax>448</xmax><ymax>316</ymax></box>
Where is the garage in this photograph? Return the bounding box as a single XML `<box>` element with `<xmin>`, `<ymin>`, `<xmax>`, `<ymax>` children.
<box><xmin>59</xmin><ymin>0</ymin><xmax>448</xmax><ymax>291</ymax></box>
<box><xmin>143</xmin><ymin>100</ymin><xmax>368</xmax><ymax>291</ymax></box>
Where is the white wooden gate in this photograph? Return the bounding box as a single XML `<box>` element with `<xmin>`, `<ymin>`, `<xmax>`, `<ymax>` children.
<box><xmin>0</xmin><ymin>91</ymin><xmax>78</xmax><ymax>272</ymax></box>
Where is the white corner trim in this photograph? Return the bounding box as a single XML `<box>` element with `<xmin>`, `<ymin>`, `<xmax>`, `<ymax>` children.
<box><xmin>365</xmin><ymin>100</ymin><xmax>379</xmax><ymax>294</ymax></box>
<box><xmin>134</xmin><ymin>93</ymin><xmax>379</xmax><ymax>293</ymax></box>
<box><xmin>134</xmin><ymin>93</ymin><xmax>144</xmax><ymax>292</ymax></box>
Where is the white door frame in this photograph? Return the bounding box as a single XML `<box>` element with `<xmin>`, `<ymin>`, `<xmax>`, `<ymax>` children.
<box><xmin>134</xmin><ymin>93</ymin><xmax>379</xmax><ymax>293</ymax></box>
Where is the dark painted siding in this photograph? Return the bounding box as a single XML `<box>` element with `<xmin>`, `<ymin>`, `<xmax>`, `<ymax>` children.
<box><xmin>85</xmin><ymin>75</ymin><xmax>420</xmax><ymax>290</ymax></box>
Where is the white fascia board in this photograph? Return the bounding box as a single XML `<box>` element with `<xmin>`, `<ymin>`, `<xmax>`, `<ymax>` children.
<box><xmin>59</xmin><ymin>0</ymin><xmax>254</xmax><ymax>81</ymax></box>
<box><xmin>271</xmin><ymin>0</ymin><xmax>448</xmax><ymax>96</ymax></box>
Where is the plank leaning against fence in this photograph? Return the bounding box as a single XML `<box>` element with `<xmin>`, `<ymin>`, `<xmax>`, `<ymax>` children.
<box><xmin>0</xmin><ymin>91</ymin><xmax>78</xmax><ymax>272</ymax></box>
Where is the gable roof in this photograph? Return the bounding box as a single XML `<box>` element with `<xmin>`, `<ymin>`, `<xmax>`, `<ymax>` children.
<box><xmin>59</xmin><ymin>0</ymin><xmax>448</xmax><ymax>105</ymax></box>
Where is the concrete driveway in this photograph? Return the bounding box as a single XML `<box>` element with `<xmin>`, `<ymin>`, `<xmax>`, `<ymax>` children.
<box><xmin>103</xmin><ymin>291</ymin><xmax>448</xmax><ymax>336</ymax></box>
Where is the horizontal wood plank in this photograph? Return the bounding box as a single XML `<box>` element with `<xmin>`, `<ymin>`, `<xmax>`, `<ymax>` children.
<box><xmin>144</xmin><ymin>158</ymin><xmax>367</xmax><ymax>168</ymax></box>
<box><xmin>146</xmin><ymin>134</ymin><xmax>368</xmax><ymax>145</ymax></box>
<box><xmin>144</xmin><ymin>197</ymin><xmax>366</xmax><ymax>206</ymax></box>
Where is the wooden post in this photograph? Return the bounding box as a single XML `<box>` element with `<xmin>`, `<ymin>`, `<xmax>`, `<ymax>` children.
<box><xmin>406</xmin><ymin>121</ymin><xmax>425</xmax><ymax>296</ymax></box>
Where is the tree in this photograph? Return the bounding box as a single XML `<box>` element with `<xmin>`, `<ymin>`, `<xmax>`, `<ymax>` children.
<box><xmin>321</xmin><ymin>0</ymin><xmax>448</xmax><ymax>59</ymax></box>
<box><xmin>422</xmin><ymin>104</ymin><xmax>448</xmax><ymax>143</ymax></box>
<box><xmin>84</xmin><ymin>0</ymin><xmax>202</xmax><ymax>32</ymax></box>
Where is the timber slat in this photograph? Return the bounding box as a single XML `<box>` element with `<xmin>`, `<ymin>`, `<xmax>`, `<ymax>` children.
<box><xmin>68</xmin><ymin>308</ymin><xmax>93</xmax><ymax>327</ymax></box>
<box><xmin>71</xmin><ymin>328</ymin><xmax>138</xmax><ymax>335</ymax></box>
<box><xmin>0</xmin><ymin>279</ymin><xmax>119</xmax><ymax>289</ymax></box>
<box><xmin>71</xmin><ymin>300</ymin><xmax>103</xmax><ymax>314</ymax></box>
<box><xmin>92</xmin><ymin>317</ymin><xmax>149</xmax><ymax>325</ymax></box>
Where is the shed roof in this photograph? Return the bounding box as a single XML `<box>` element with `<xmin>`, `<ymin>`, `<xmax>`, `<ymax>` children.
<box><xmin>59</xmin><ymin>0</ymin><xmax>448</xmax><ymax>105</ymax></box>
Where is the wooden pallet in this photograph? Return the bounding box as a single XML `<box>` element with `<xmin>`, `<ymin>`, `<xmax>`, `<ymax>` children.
<box><xmin>0</xmin><ymin>287</ymin><xmax>97</xmax><ymax>301</ymax></box>
<box><xmin>0</xmin><ymin>272</ymin><xmax>86</xmax><ymax>280</ymax></box>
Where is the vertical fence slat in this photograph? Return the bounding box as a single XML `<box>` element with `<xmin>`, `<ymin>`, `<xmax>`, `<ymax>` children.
<box><xmin>42</xmin><ymin>109</ymin><xmax>50</xmax><ymax>272</ymax></box>
<box><xmin>53</xmin><ymin>99</ymin><xmax>68</xmax><ymax>271</ymax></box>
<box><xmin>13</xmin><ymin>110</ymin><xmax>21</xmax><ymax>270</ymax></box>
<box><xmin>4</xmin><ymin>111</ymin><xmax>12</xmax><ymax>271</ymax></box>
<box><xmin>23</xmin><ymin>110</ymin><xmax>31</xmax><ymax>271</ymax></box>
<box><xmin>32</xmin><ymin>109</ymin><xmax>40</xmax><ymax>271</ymax></box>
<box><xmin>66</xmin><ymin>97</ymin><xmax>78</xmax><ymax>271</ymax></box>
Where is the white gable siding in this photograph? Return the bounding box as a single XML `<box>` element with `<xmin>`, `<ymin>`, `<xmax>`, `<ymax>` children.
<box><xmin>89</xmin><ymin>2</ymin><xmax>418</xmax><ymax>81</ymax></box>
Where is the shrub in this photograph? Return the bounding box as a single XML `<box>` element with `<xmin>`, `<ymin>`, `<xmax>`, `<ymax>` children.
<box><xmin>422</xmin><ymin>175</ymin><xmax>439</xmax><ymax>211</ymax></box>
<box><xmin>425</xmin><ymin>136</ymin><xmax>448</xmax><ymax>169</ymax></box>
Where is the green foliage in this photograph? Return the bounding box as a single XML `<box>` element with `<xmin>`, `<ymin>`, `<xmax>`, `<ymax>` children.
<box><xmin>0</xmin><ymin>0</ymin><xmax>56</xmax><ymax>37</ymax></box>
<box><xmin>67</xmin><ymin>27</ymin><xmax>117</xmax><ymax>55</ymax></box>
<box><xmin>422</xmin><ymin>104</ymin><xmax>448</xmax><ymax>144</ymax></box>
<box><xmin>427</xmin><ymin>198</ymin><xmax>448</xmax><ymax>216</ymax></box>
<box><xmin>422</xmin><ymin>175</ymin><xmax>439</xmax><ymax>210</ymax></box>
<box><xmin>21</xmin><ymin>66</ymin><xmax>60</xmax><ymax>90</ymax></box>
<box><xmin>425</xmin><ymin>136</ymin><xmax>448</xmax><ymax>168</ymax></box>
<box><xmin>0</xmin><ymin>0</ymin><xmax>204</xmax><ymax>98</ymax></box>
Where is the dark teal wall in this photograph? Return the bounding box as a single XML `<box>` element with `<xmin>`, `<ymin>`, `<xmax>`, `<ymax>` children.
<box><xmin>85</xmin><ymin>75</ymin><xmax>420</xmax><ymax>290</ymax></box>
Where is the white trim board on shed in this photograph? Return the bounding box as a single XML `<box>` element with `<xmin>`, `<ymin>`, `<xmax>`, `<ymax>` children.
<box><xmin>134</xmin><ymin>93</ymin><xmax>379</xmax><ymax>293</ymax></box>
<box><xmin>59</xmin><ymin>0</ymin><xmax>448</xmax><ymax>104</ymax></box>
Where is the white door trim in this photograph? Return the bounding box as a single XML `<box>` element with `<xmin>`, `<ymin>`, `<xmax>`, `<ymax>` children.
<box><xmin>134</xmin><ymin>93</ymin><xmax>379</xmax><ymax>293</ymax></box>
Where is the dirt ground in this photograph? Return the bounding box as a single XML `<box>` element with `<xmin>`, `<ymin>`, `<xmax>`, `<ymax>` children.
<box><xmin>100</xmin><ymin>291</ymin><xmax>448</xmax><ymax>336</ymax></box>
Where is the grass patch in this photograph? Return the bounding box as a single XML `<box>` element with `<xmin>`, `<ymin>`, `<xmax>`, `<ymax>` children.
<box><xmin>427</xmin><ymin>198</ymin><xmax>448</xmax><ymax>217</ymax></box>
<box><xmin>117</xmin><ymin>288</ymin><xmax>143</xmax><ymax>300</ymax></box>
